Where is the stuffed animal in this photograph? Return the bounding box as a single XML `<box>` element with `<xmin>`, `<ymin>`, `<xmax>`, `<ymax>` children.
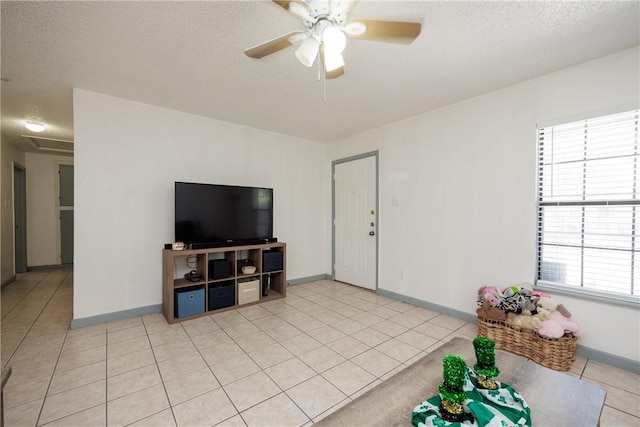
<box><xmin>477</xmin><ymin>299</ymin><xmax>507</xmax><ymax>321</ymax></box>
<box><xmin>533</xmin><ymin>309</ymin><xmax>550</xmax><ymax>322</ymax></box>
<box><xmin>477</xmin><ymin>286</ymin><xmax>502</xmax><ymax>306</ymax></box>
<box><xmin>537</xmin><ymin>310</ymin><xmax>583</xmax><ymax>338</ymax></box>
<box><xmin>536</xmin><ymin>296</ymin><xmax>572</xmax><ymax>318</ymax></box>
<box><xmin>506</xmin><ymin>311</ymin><xmax>542</xmax><ymax>330</ymax></box>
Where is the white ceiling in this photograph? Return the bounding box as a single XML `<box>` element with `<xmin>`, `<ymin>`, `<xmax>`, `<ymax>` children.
<box><xmin>2</xmin><ymin>0</ymin><xmax>639</xmax><ymax>150</ymax></box>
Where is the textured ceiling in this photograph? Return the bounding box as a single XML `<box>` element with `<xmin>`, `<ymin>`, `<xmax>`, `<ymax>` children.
<box><xmin>2</xmin><ymin>0</ymin><xmax>639</xmax><ymax>150</ymax></box>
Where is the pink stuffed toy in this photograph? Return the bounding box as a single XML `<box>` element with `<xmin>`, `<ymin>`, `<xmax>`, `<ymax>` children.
<box><xmin>537</xmin><ymin>310</ymin><xmax>583</xmax><ymax>338</ymax></box>
<box><xmin>477</xmin><ymin>286</ymin><xmax>502</xmax><ymax>305</ymax></box>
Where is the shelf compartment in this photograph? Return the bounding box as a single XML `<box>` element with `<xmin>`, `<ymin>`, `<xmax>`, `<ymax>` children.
<box><xmin>207</xmin><ymin>251</ymin><xmax>235</xmax><ymax>280</ymax></box>
<box><xmin>237</xmin><ymin>249</ymin><xmax>262</xmax><ymax>274</ymax></box>
<box><xmin>173</xmin><ymin>253</ymin><xmax>206</xmax><ymax>285</ymax></box>
<box><xmin>174</xmin><ymin>285</ymin><xmax>205</xmax><ymax>319</ymax></box>
<box><xmin>262</xmin><ymin>249</ymin><xmax>284</xmax><ymax>273</ymax></box>
<box><xmin>238</xmin><ymin>279</ymin><xmax>260</xmax><ymax>305</ymax></box>
<box><xmin>208</xmin><ymin>281</ymin><xmax>235</xmax><ymax>311</ymax></box>
<box><xmin>261</xmin><ymin>271</ymin><xmax>284</xmax><ymax>296</ymax></box>
<box><xmin>260</xmin><ymin>289</ymin><xmax>284</xmax><ymax>302</ymax></box>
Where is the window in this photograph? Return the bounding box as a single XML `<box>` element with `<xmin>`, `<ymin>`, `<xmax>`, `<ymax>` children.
<box><xmin>536</xmin><ymin>109</ymin><xmax>640</xmax><ymax>301</ymax></box>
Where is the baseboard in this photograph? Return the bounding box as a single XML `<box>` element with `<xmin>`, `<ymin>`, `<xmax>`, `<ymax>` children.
<box><xmin>1</xmin><ymin>275</ymin><xmax>16</xmax><ymax>291</ymax></box>
<box><xmin>70</xmin><ymin>274</ymin><xmax>331</xmax><ymax>329</ymax></box>
<box><xmin>27</xmin><ymin>264</ymin><xmax>71</xmax><ymax>271</ymax></box>
<box><xmin>576</xmin><ymin>345</ymin><xmax>640</xmax><ymax>374</ymax></box>
<box><xmin>70</xmin><ymin>304</ymin><xmax>162</xmax><ymax>329</ymax></box>
<box><xmin>377</xmin><ymin>288</ymin><xmax>640</xmax><ymax>375</ymax></box>
<box><xmin>377</xmin><ymin>288</ymin><xmax>477</xmax><ymax>324</ymax></box>
<box><xmin>287</xmin><ymin>274</ymin><xmax>332</xmax><ymax>286</ymax></box>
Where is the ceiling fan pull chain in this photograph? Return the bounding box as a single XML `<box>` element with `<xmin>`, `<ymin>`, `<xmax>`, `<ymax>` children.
<box><xmin>316</xmin><ymin>51</ymin><xmax>327</xmax><ymax>103</ymax></box>
<box><xmin>323</xmin><ymin>63</ymin><xmax>327</xmax><ymax>103</ymax></box>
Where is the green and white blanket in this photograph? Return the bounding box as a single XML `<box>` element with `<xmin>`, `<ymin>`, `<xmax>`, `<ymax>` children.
<box><xmin>411</xmin><ymin>368</ymin><xmax>532</xmax><ymax>427</ymax></box>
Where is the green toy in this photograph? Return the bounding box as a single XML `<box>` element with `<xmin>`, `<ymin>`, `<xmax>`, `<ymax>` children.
<box><xmin>437</xmin><ymin>355</ymin><xmax>468</xmax><ymax>422</ymax></box>
<box><xmin>473</xmin><ymin>336</ymin><xmax>499</xmax><ymax>390</ymax></box>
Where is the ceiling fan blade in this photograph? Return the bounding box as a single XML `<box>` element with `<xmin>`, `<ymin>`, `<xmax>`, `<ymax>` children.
<box><xmin>346</xmin><ymin>19</ymin><xmax>421</xmax><ymax>44</ymax></box>
<box><xmin>272</xmin><ymin>1</ymin><xmax>311</xmax><ymax>15</ymax></box>
<box><xmin>272</xmin><ymin>1</ymin><xmax>293</xmax><ymax>10</ymax></box>
<box><xmin>244</xmin><ymin>31</ymin><xmax>305</xmax><ymax>59</ymax></box>
<box><xmin>288</xmin><ymin>2</ymin><xmax>311</xmax><ymax>19</ymax></box>
<box><xmin>332</xmin><ymin>0</ymin><xmax>357</xmax><ymax>14</ymax></box>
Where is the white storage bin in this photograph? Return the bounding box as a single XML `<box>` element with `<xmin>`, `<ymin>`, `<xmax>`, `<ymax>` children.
<box><xmin>238</xmin><ymin>279</ymin><xmax>260</xmax><ymax>305</ymax></box>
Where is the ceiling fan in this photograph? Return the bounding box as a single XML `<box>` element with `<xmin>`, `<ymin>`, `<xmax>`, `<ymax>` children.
<box><xmin>244</xmin><ymin>0</ymin><xmax>421</xmax><ymax>79</ymax></box>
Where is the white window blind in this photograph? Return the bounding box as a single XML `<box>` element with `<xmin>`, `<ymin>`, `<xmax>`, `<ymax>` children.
<box><xmin>536</xmin><ymin>109</ymin><xmax>640</xmax><ymax>299</ymax></box>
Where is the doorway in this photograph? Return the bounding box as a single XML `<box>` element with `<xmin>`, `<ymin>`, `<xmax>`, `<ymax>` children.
<box><xmin>59</xmin><ymin>164</ymin><xmax>74</xmax><ymax>265</ymax></box>
<box><xmin>332</xmin><ymin>152</ymin><xmax>378</xmax><ymax>290</ymax></box>
<box><xmin>14</xmin><ymin>164</ymin><xmax>27</xmax><ymax>273</ymax></box>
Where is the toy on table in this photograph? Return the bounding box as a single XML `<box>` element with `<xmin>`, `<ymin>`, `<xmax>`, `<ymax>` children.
<box><xmin>437</xmin><ymin>355</ymin><xmax>468</xmax><ymax>423</ymax></box>
<box><xmin>472</xmin><ymin>336</ymin><xmax>499</xmax><ymax>390</ymax></box>
<box><xmin>411</xmin><ymin>338</ymin><xmax>532</xmax><ymax>427</ymax></box>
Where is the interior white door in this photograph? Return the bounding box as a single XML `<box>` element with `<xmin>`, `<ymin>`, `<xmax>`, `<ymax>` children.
<box><xmin>334</xmin><ymin>155</ymin><xmax>377</xmax><ymax>290</ymax></box>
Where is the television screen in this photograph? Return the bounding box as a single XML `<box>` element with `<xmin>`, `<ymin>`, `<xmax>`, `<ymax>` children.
<box><xmin>175</xmin><ymin>182</ymin><xmax>273</xmax><ymax>246</ymax></box>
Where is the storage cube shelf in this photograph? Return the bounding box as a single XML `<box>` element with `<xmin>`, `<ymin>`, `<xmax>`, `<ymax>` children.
<box><xmin>162</xmin><ymin>242</ymin><xmax>286</xmax><ymax>324</ymax></box>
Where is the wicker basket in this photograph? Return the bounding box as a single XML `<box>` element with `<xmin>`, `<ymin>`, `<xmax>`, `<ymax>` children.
<box><xmin>477</xmin><ymin>316</ymin><xmax>577</xmax><ymax>371</ymax></box>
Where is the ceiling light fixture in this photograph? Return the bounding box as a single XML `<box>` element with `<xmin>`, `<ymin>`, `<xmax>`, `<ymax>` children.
<box><xmin>323</xmin><ymin>50</ymin><xmax>345</xmax><ymax>72</ymax></box>
<box><xmin>25</xmin><ymin>121</ymin><xmax>46</xmax><ymax>133</ymax></box>
<box><xmin>244</xmin><ymin>1</ymin><xmax>421</xmax><ymax>81</ymax></box>
<box><xmin>322</xmin><ymin>26</ymin><xmax>346</xmax><ymax>72</ymax></box>
<box><xmin>295</xmin><ymin>36</ymin><xmax>320</xmax><ymax>67</ymax></box>
<box><xmin>323</xmin><ymin>26</ymin><xmax>346</xmax><ymax>53</ymax></box>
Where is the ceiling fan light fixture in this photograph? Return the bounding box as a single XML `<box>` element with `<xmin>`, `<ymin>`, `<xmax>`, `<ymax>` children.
<box><xmin>324</xmin><ymin>50</ymin><xmax>345</xmax><ymax>72</ymax></box>
<box><xmin>295</xmin><ymin>36</ymin><xmax>320</xmax><ymax>67</ymax></box>
<box><xmin>323</xmin><ymin>26</ymin><xmax>346</xmax><ymax>52</ymax></box>
<box><xmin>25</xmin><ymin>120</ymin><xmax>46</xmax><ymax>133</ymax></box>
<box><xmin>345</xmin><ymin>21</ymin><xmax>367</xmax><ymax>35</ymax></box>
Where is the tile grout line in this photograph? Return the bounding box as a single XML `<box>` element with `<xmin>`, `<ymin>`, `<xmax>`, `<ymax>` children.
<box><xmin>6</xmin><ymin>274</ymin><xmax>640</xmax><ymax>426</ymax></box>
<box><xmin>2</xmin><ymin>273</ymin><xmax>61</xmax><ymax>366</ymax></box>
<box><xmin>28</xmin><ymin>270</ymin><xmax>74</xmax><ymax>427</ymax></box>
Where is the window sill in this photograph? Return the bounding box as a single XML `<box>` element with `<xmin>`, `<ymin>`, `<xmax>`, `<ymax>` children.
<box><xmin>535</xmin><ymin>281</ymin><xmax>640</xmax><ymax>308</ymax></box>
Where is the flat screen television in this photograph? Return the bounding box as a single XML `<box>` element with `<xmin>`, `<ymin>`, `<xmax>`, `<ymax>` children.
<box><xmin>175</xmin><ymin>182</ymin><xmax>274</xmax><ymax>248</ymax></box>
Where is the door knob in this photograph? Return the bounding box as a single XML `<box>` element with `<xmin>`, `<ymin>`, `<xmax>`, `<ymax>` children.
<box><xmin>369</xmin><ymin>231</ymin><xmax>375</xmax><ymax>236</ymax></box>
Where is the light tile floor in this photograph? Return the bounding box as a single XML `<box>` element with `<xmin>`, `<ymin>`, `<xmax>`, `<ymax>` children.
<box><xmin>1</xmin><ymin>269</ymin><xmax>639</xmax><ymax>426</ymax></box>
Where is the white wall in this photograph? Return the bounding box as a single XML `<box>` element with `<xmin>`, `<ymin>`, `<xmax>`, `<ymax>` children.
<box><xmin>328</xmin><ymin>47</ymin><xmax>640</xmax><ymax>362</ymax></box>
<box><xmin>0</xmin><ymin>139</ymin><xmax>25</xmax><ymax>284</ymax></box>
<box><xmin>25</xmin><ymin>152</ymin><xmax>74</xmax><ymax>267</ymax></box>
<box><xmin>73</xmin><ymin>90</ymin><xmax>330</xmax><ymax>320</ymax></box>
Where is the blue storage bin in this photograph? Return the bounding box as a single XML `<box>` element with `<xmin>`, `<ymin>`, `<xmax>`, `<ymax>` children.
<box><xmin>175</xmin><ymin>286</ymin><xmax>205</xmax><ymax>318</ymax></box>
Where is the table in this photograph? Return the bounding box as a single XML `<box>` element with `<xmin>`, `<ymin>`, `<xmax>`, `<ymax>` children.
<box><xmin>315</xmin><ymin>337</ymin><xmax>605</xmax><ymax>427</ymax></box>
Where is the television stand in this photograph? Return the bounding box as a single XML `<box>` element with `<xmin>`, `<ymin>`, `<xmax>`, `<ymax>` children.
<box><xmin>162</xmin><ymin>242</ymin><xmax>286</xmax><ymax>324</ymax></box>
